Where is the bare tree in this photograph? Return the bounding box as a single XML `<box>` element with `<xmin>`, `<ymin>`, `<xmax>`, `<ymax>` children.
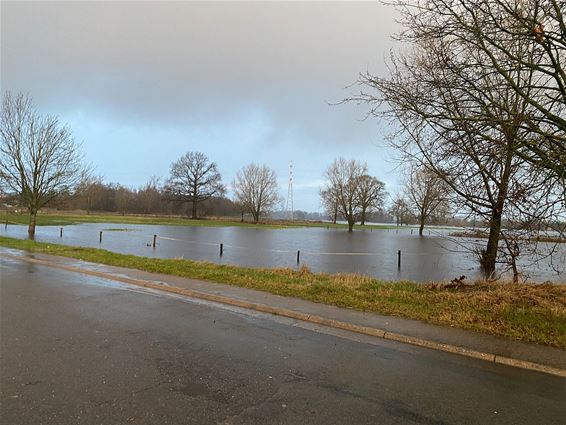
<box><xmin>75</xmin><ymin>174</ymin><xmax>104</xmax><ymax>215</ymax></box>
<box><xmin>404</xmin><ymin>166</ymin><xmax>450</xmax><ymax>236</ymax></box>
<box><xmin>389</xmin><ymin>194</ymin><xmax>410</xmax><ymax>227</ymax></box>
<box><xmin>377</xmin><ymin>0</ymin><xmax>565</xmax><ymax>180</ymax></box>
<box><xmin>320</xmin><ymin>187</ymin><xmax>339</xmax><ymax>224</ymax></box>
<box><xmin>357</xmin><ymin>174</ymin><xmax>387</xmax><ymax>225</ymax></box>
<box><xmin>164</xmin><ymin>152</ymin><xmax>225</xmax><ymax>219</ymax></box>
<box><xmin>232</xmin><ymin>163</ymin><xmax>281</xmax><ymax>224</ymax></box>
<box><xmin>137</xmin><ymin>176</ymin><xmax>164</xmax><ymax>214</ymax></box>
<box><xmin>348</xmin><ymin>1</ymin><xmax>564</xmax><ymax>279</ymax></box>
<box><xmin>0</xmin><ymin>92</ymin><xmax>86</xmax><ymax>238</ymax></box>
<box><xmin>322</xmin><ymin>158</ymin><xmax>367</xmax><ymax>232</ymax></box>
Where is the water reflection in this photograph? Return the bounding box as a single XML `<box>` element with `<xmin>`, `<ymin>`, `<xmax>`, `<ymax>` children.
<box><xmin>2</xmin><ymin>223</ymin><xmax>564</xmax><ymax>283</ymax></box>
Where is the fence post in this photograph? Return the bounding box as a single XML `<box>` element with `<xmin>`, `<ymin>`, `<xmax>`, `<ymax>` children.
<box><xmin>397</xmin><ymin>250</ymin><xmax>401</xmax><ymax>269</ymax></box>
<box><xmin>99</xmin><ymin>231</ymin><xmax>103</xmax><ymax>244</ymax></box>
<box><xmin>5</xmin><ymin>220</ymin><xmax>7</xmax><ymax>230</ymax></box>
<box><xmin>220</xmin><ymin>243</ymin><xmax>223</xmax><ymax>256</ymax></box>
<box><xmin>60</xmin><ymin>227</ymin><xmax>63</xmax><ymax>238</ymax></box>
<box><xmin>297</xmin><ymin>250</ymin><xmax>300</xmax><ymax>264</ymax></box>
<box><xmin>153</xmin><ymin>234</ymin><xmax>157</xmax><ymax>248</ymax></box>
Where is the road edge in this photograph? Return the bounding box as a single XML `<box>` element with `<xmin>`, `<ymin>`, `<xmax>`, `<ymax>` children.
<box><xmin>2</xmin><ymin>251</ymin><xmax>565</xmax><ymax>379</ymax></box>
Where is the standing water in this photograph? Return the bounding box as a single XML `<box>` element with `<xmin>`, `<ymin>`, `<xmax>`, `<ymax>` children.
<box><xmin>2</xmin><ymin>223</ymin><xmax>564</xmax><ymax>283</ymax></box>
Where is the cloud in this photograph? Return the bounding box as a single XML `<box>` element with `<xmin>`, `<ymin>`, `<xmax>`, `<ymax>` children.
<box><xmin>1</xmin><ymin>1</ymin><xmax>403</xmax><ymax>210</ymax></box>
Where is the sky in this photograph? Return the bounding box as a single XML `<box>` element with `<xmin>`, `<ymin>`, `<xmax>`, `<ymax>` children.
<box><xmin>1</xmin><ymin>1</ymin><xmax>402</xmax><ymax>212</ymax></box>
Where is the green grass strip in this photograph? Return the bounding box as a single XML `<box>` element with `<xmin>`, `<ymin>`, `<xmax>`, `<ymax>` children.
<box><xmin>1</xmin><ymin>235</ymin><xmax>564</xmax><ymax>349</ymax></box>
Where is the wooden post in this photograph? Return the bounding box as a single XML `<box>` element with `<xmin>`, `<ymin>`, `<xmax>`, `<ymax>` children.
<box><xmin>397</xmin><ymin>250</ymin><xmax>401</xmax><ymax>269</ymax></box>
<box><xmin>297</xmin><ymin>250</ymin><xmax>300</xmax><ymax>264</ymax></box>
<box><xmin>4</xmin><ymin>220</ymin><xmax>7</xmax><ymax>230</ymax></box>
<box><xmin>60</xmin><ymin>227</ymin><xmax>63</xmax><ymax>238</ymax></box>
<box><xmin>99</xmin><ymin>231</ymin><xmax>103</xmax><ymax>243</ymax></box>
<box><xmin>153</xmin><ymin>234</ymin><xmax>157</xmax><ymax>248</ymax></box>
<box><xmin>220</xmin><ymin>243</ymin><xmax>223</xmax><ymax>256</ymax></box>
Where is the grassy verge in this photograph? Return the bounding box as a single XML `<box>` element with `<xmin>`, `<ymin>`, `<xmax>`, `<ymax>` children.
<box><xmin>1</xmin><ymin>235</ymin><xmax>564</xmax><ymax>349</ymax></box>
<box><xmin>2</xmin><ymin>212</ymin><xmax>399</xmax><ymax>230</ymax></box>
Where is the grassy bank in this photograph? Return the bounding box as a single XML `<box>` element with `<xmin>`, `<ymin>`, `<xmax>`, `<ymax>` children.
<box><xmin>1</xmin><ymin>235</ymin><xmax>564</xmax><ymax>349</ymax></box>
<box><xmin>2</xmin><ymin>212</ymin><xmax>399</xmax><ymax>230</ymax></box>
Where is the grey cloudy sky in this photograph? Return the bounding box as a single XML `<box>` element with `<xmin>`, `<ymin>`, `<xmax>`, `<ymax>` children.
<box><xmin>1</xmin><ymin>1</ymin><xmax>401</xmax><ymax>211</ymax></box>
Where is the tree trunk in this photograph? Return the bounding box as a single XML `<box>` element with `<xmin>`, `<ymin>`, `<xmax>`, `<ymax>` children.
<box><xmin>332</xmin><ymin>207</ymin><xmax>337</xmax><ymax>224</ymax></box>
<box><xmin>240</xmin><ymin>211</ymin><xmax>244</xmax><ymax>223</ymax></box>
<box><xmin>191</xmin><ymin>201</ymin><xmax>198</xmax><ymax>219</ymax></box>
<box><xmin>481</xmin><ymin>209</ymin><xmax>502</xmax><ymax>278</ymax></box>
<box><xmin>360</xmin><ymin>207</ymin><xmax>366</xmax><ymax>226</ymax></box>
<box><xmin>419</xmin><ymin>219</ymin><xmax>425</xmax><ymax>237</ymax></box>
<box><xmin>481</xmin><ymin>135</ymin><xmax>514</xmax><ymax>279</ymax></box>
<box><xmin>348</xmin><ymin>219</ymin><xmax>354</xmax><ymax>232</ymax></box>
<box><xmin>28</xmin><ymin>210</ymin><xmax>37</xmax><ymax>239</ymax></box>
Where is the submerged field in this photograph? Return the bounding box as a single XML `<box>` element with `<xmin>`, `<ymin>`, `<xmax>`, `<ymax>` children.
<box><xmin>2</xmin><ymin>211</ymin><xmax>398</xmax><ymax>230</ymax></box>
<box><xmin>1</xmin><ymin>235</ymin><xmax>565</xmax><ymax>350</ymax></box>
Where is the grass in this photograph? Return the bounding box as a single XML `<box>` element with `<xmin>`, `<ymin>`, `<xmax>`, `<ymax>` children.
<box><xmin>1</xmin><ymin>235</ymin><xmax>565</xmax><ymax>349</ymax></box>
<box><xmin>2</xmin><ymin>211</ymin><xmax>400</xmax><ymax>230</ymax></box>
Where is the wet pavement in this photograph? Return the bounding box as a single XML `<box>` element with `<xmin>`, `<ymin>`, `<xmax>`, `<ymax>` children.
<box><xmin>1</xmin><ymin>256</ymin><xmax>565</xmax><ymax>424</ymax></box>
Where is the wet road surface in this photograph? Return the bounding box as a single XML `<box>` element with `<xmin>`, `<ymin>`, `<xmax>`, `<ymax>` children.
<box><xmin>1</xmin><ymin>257</ymin><xmax>565</xmax><ymax>424</ymax></box>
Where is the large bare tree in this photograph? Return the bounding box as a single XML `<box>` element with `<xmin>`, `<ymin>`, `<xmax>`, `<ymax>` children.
<box><xmin>164</xmin><ymin>152</ymin><xmax>225</xmax><ymax>219</ymax></box>
<box><xmin>0</xmin><ymin>92</ymin><xmax>86</xmax><ymax>237</ymax></box>
<box><xmin>232</xmin><ymin>163</ymin><xmax>280</xmax><ymax>224</ymax></box>
<box><xmin>382</xmin><ymin>0</ymin><xmax>566</xmax><ymax>180</ymax></box>
<box><xmin>349</xmin><ymin>1</ymin><xmax>564</xmax><ymax>278</ymax></box>
<box><xmin>322</xmin><ymin>158</ymin><xmax>367</xmax><ymax>232</ymax></box>
<box><xmin>404</xmin><ymin>166</ymin><xmax>450</xmax><ymax>236</ymax></box>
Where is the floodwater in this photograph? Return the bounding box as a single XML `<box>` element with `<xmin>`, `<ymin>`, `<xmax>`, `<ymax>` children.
<box><xmin>2</xmin><ymin>223</ymin><xmax>564</xmax><ymax>283</ymax></box>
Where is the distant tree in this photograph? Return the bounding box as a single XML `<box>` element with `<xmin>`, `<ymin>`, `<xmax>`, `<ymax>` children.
<box><xmin>320</xmin><ymin>187</ymin><xmax>339</xmax><ymax>224</ymax></box>
<box><xmin>137</xmin><ymin>176</ymin><xmax>163</xmax><ymax>214</ymax></box>
<box><xmin>404</xmin><ymin>166</ymin><xmax>450</xmax><ymax>236</ymax></box>
<box><xmin>75</xmin><ymin>175</ymin><xmax>104</xmax><ymax>214</ymax></box>
<box><xmin>322</xmin><ymin>158</ymin><xmax>367</xmax><ymax>232</ymax></box>
<box><xmin>357</xmin><ymin>174</ymin><xmax>387</xmax><ymax>225</ymax></box>
<box><xmin>164</xmin><ymin>152</ymin><xmax>225</xmax><ymax>219</ymax></box>
<box><xmin>111</xmin><ymin>184</ymin><xmax>132</xmax><ymax>216</ymax></box>
<box><xmin>0</xmin><ymin>92</ymin><xmax>86</xmax><ymax>238</ymax></box>
<box><xmin>389</xmin><ymin>195</ymin><xmax>410</xmax><ymax>227</ymax></box>
<box><xmin>233</xmin><ymin>163</ymin><xmax>280</xmax><ymax>224</ymax></box>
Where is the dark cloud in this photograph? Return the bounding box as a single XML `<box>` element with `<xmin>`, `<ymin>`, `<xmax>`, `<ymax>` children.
<box><xmin>1</xmin><ymin>1</ymin><xmax>402</xmax><ymax>210</ymax></box>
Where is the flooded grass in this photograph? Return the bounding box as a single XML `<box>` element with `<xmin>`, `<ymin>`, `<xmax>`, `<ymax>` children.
<box><xmin>1</xmin><ymin>235</ymin><xmax>565</xmax><ymax>349</ymax></box>
<box><xmin>2</xmin><ymin>212</ymin><xmax>399</xmax><ymax>230</ymax></box>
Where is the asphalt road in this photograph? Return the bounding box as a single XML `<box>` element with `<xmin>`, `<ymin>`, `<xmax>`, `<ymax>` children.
<box><xmin>1</xmin><ymin>257</ymin><xmax>565</xmax><ymax>425</ymax></box>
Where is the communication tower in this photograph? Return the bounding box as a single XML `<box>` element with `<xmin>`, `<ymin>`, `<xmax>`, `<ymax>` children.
<box><xmin>286</xmin><ymin>161</ymin><xmax>294</xmax><ymax>221</ymax></box>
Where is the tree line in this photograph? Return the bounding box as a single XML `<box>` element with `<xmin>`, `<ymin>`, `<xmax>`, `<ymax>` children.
<box><xmin>1</xmin><ymin>91</ymin><xmax>454</xmax><ymax>237</ymax></box>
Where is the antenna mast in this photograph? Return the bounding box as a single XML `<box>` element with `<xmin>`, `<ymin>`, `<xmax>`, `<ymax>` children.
<box><xmin>286</xmin><ymin>161</ymin><xmax>294</xmax><ymax>221</ymax></box>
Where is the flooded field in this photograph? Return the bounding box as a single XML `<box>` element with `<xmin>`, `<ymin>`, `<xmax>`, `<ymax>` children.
<box><xmin>2</xmin><ymin>223</ymin><xmax>564</xmax><ymax>283</ymax></box>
